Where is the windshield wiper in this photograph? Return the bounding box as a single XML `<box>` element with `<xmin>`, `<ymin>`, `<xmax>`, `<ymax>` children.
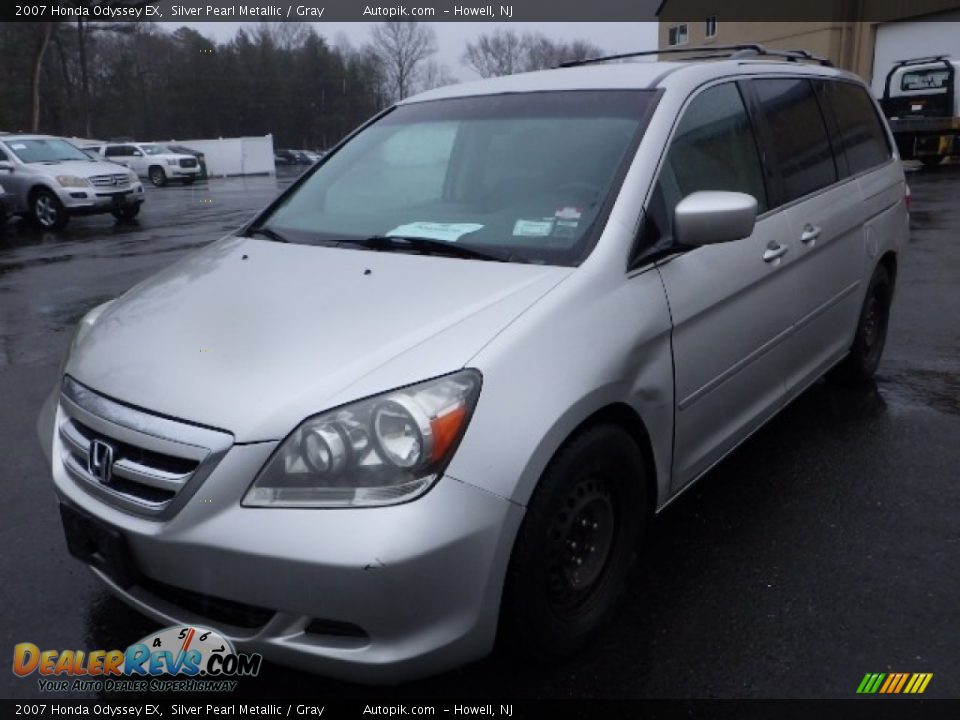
<box><xmin>349</xmin><ymin>235</ymin><xmax>524</xmax><ymax>263</ymax></box>
<box><xmin>245</xmin><ymin>226</ymin><xmax>291</xmax><ymax>243</ymax></box>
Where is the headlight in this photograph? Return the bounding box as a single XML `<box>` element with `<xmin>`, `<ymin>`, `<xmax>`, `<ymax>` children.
<box><xmin>243</xmin><ymin>370</ymin><xmax>482</xmax><ymax>508</ymax></box>
<box><xmin>166</xmin><ymin>159</ymin><xmax>178</xmax><ymax>166</ymax></box>
<box><xmin>127</xmin><ymin>170</ymin><xmax>138</xmax><ymax>182</ymax></box>
<box><xmin>56</xmin><ymin>175</ymin><xmax>90</xmax><ymax>188</ymax></box>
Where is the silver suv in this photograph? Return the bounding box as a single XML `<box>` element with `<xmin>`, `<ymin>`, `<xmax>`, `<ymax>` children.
<box><xmin>39</xmin><ymin>46</ymin><xmax>908</xmax><ymax>683</ymax></box>
<box><xmin>0</xmin><ymin>135</ymin><xmax>144</xmax><ymax>230</ymax></box>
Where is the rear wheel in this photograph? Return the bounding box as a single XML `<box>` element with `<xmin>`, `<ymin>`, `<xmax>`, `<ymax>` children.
<box><xmin>833</xmin><ymin>265</ymin><xmax>892</xmax><ymax>383</ymax></box>
<box><xmin>148</xmin><ymin>166</ymin><xmax>166</xmax><ymax>187</ymax></box>
<box><xmin>32</xmin><ymin>189</ymin><xmax>69</xmax><ymax>230</ymax></box>
<box><xmin>499</xmin><ymin>424</ymin><xmax>647</xmax><ymax>661</ymax></box>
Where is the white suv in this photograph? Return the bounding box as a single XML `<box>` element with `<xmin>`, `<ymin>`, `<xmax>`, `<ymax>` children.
<box><xmin>89</xmin><ymin>142</ymin><xmax>201</xmax><ymax>186</ymax></box>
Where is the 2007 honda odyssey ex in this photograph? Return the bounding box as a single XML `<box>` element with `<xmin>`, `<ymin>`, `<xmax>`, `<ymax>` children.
<box><xmin>39</xmin><ymin>45</ymin><xmax>908</xmax><ymax>683</ymax></box>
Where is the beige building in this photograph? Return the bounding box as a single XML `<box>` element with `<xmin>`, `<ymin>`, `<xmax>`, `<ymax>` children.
<box><xmin>656</xmin><ymin>1</ymin><xmax>960</xmax><ymax>86</ymax></box>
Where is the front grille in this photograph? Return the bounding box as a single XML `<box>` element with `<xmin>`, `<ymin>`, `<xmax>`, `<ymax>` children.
<box><xmin>58</xmin><ymin>376</ymin><xmax>233</xmax><ymax>518</ymax></box>
<box><xmin>179</xmin><ymin>158</ymin><xmax>198</xmax><ymax>168</ymax></box>
<box><xmin>89</xmin><ymin>174</ymin><xmax>131</xmax><ymax>188</ymax></box>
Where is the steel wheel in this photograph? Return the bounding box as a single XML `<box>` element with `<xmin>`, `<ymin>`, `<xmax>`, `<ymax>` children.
<box><xmin>832</xmin><ymin>264</ymin><xmax>892</xmax><ymax>383</ymax></box>
<box><xmin>499</xmin><ymin>424</ymin><xmax>646</xmax><ymax>660</ymax></box>
<box><xmin>545</xmin><ymin>475</ymin><xmax>616</xmax><ymax>617</ymax></box>
<box><xmin>149</xmin><ymin>167</ymin><xmax>166</xmax><ymax>186</ymax></box>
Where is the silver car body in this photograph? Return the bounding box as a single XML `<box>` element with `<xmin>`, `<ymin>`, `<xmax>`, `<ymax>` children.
<box><xmin>39</xmin><ymin>58</ymin><xmax>908</xmax><ymax>682</ymax></box>
<box><xmin>0</xmin><ymin>135</ymin><xmax>144</xmax><ymax>218</ymax></box>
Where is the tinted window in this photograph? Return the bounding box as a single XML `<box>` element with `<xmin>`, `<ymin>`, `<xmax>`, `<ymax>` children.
<box><xmin>753</xmin><ymin>78</ymin><xmax>837</xmax><ymax>203</ymax></box>
<box><xmin>643</xmin><ymin>82</ymin><xmax>767</xmax><ymax>247</ymax></box>
<box><xmin>824</xmin><ymin>81</ymin><xmax>891</xmax><ymax>176</ymax></box>
<box><xmin>104</xmin><ymin>146</ymin><xmax>126</xmax><ymax>157</ymax></box>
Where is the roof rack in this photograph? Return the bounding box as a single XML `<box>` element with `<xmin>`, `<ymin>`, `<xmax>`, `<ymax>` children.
<box><xmin>558</xmin><ymin>44</ymin><xmax>833</xmax><ymax>68</ymax></box>
<box><xmin>891</xmin><ymin>55</ymin><xmax>951</xmax><ymax>67</ymax></box>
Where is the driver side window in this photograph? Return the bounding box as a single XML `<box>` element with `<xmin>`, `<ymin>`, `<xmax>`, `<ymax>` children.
<box><xmin>646</xmin><ymin>82</ymin><xmax>767</xmax><ymax>246</ymax></box>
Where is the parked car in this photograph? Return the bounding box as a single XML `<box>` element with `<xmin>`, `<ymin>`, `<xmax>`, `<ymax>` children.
<box><xmin>879</xmin><ymin>55</ymin><xmax>960</xmax><ymax>167</ymax></box>
<box><xmin>40</xmin><ymin>46</ymin><xmax>906</xmax><ymax>683</ymax></box>
<box><xmin>274</xmin><ymin>148</ymin><xmax>299</xmax><ymax>165</ymax></box>
<box><xmin>89</xmin><ymin>142</ymin><xmax>201</xmax><ymax>186</ymax></box>
<box><xmin>0</xmin><ymin>135</ymin><xmax>144</xmax><ymax>230</ymax></box>
<box><xmin>166</xmin><ymin>144</ymin><xmax>208</xmax><ymax>179</ymax></box>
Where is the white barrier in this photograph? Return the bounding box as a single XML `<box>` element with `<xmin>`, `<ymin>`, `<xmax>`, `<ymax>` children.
<box><xmin>159</xmin><ymin>135</ymin><xmax>276</xmax><ymax>177</ymax></box>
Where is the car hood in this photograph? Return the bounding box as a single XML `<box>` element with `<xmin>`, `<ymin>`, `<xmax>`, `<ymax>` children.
<box><xmin>32</xmin><ymin>159</ymin><xmax>129</xmax><ymax>178</ymax></box>
<box><xmin>67</xmin><ymin>236</ymin><xmax>571</xmax><ymax>442</ymax></box>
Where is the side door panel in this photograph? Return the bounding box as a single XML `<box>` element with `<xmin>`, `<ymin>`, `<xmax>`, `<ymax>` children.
<box><xmin>643</xmin><ymin>81</ymin><xmax>793</xmax><ymax>492</ymax></box>
<box><xmin>659</xmin><ymin>211</ymin><xmax>794</xmax><ymax>488</ymax></box>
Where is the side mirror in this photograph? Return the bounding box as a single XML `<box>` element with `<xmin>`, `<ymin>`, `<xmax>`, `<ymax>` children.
<box><xmin>131</xmin><ymin>151</ymin><xmax>143</xmax><ymax>157</ymax></box>
<box><xmin>673</xmin><ymin>191</ymin><xmax>758</xmax><ymax>247</ymax></box>
<box><xmin>0</xmin><ymin>161</ymin><xmax>13</xmax><ymax>172</ymax></box>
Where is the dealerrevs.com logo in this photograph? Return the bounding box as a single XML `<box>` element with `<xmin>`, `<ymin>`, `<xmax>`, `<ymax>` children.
<box><xmin>13</xmin><ymin>625</ymin><xmax>262</xmax><ymax>693</ymax></box>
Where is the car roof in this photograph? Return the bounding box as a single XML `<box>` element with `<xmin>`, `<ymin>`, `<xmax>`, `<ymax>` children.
<box><xmin>402</xmin><ymin>58</ymin><xmax>855</xmax><ymax>105</ymax></box>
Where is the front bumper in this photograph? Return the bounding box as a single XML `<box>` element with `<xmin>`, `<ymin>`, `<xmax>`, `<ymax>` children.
<box><xmin>166</xmin><ymin>164</ymin><xmax>201</xmax><ymax>178</ymax></box>
<box><xmin>47</xmin><ymin>397</ymin><xmax>523</xmax><ymax>683</ymax></box>
<box><xmin>57</xmin><ymin>184</ymin><xmax>144</xmax><ymax>214</ymax></box>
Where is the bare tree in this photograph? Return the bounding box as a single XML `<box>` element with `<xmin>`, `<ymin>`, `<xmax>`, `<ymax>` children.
<box><xmin>368</xmin><ymin>22</ymin><xmax>437</xmax><ymax>101</ymax></box>
<box><xmin>417</xmin><ymin>60</ymin><xmax>457</xmax><ymax>93</ymax></box>
<box><xmin>462</xmin><ymin>29</ymin><xmax>526</xmax><ymax>78</ymax></box>
<box><xmin>28</xmin><ymin>23</ymin><xmax>56</xmax><ymax>131</ymax></box>
<box><xmin>461</xmin><ymin>31</ymin><xmax>604</xmax><ymax>77</ymax></box>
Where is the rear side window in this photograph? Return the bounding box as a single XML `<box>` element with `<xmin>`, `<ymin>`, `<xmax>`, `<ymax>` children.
<box><xmin>823</xmin><ymin>81</ymin><xmax>891</xmax><ymax>176</ymax></box>
<box><xmin>104</xmin><ymin>146</ymin><xmax>126</xmax><ymax>157</ymax></box>
<box><xmin>752</xmin><ymin>78</ymin><xmax>837</xmax><ymax>203</ymax></box>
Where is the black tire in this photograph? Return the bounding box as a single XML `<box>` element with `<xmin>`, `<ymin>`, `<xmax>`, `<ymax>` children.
<box><xmin>921</xmin><ymin>156</ymin><xmax>945</xmax><ymax>168</ymax></box>
<box><xmin>148</xmin><ymin>166</ymin><xmax>166</xmax><ymax>187</ymax></box>
<box><xmin>499</xmin><ymin>424</ymin><xmax>647</xmax><ymax>661</ymax></box>
<box><xmin>833</xmin><ymin>265</ymin><xmax>892</xmax><ymax>383</ymax></box>
<box><xmin>111</xmin><ymin>204</ymin><xmax>141</xmax><ymax>222</ymax></box>
<box><xmin>31</xmin><ymin>188</ymin><xmax>69</xmax><ymax>230</ymax></box>
<box><xmin>182</xmin><ymin>176</ymin><xmax>195</xmax><ymax>185</ymax></box>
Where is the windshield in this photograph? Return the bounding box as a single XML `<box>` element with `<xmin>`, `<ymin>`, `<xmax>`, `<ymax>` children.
<box><xmin>259</xmin><ymin>91</ymin><xmax>654</xmax><ymax>265</ymax></box>
<box><xmin>141</xmin><ymin>144</ymin><xmax>171</xmax><ymax>156</ymax></box>
<box><xmin>3</xmin><ymin>138</ymin><xmax>90</xmax><ymax>163</ymax></box>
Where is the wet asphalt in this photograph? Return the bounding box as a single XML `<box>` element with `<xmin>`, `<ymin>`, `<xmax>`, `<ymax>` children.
<box><xmin>1</xmin><ymin>164</ymin><xmax>958</xmax><ymax>700</ymax></box>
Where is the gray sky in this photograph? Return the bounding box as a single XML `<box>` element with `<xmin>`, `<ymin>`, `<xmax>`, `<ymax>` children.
<box><xmin>174</xmin><ymin>22</ymin><xmax>659</xmax><ymax>80</ymax></box>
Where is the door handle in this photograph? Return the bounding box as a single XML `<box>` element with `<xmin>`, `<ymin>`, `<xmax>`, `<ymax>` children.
<box><xmin>762</xmin><ymin>242</ymin><xmax>789</xmax><ymax>263</ymax></box>
<box><xmin>800</xmin><ymin>224</ymin><xmax>822</xmax><ymax>244</ymax></box>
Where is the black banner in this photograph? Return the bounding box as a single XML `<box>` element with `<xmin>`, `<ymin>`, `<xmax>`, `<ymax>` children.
<box><xmin>3</xmin><ymin>0</ymin><xmax>958</xmax><ymax>23</ymax></box>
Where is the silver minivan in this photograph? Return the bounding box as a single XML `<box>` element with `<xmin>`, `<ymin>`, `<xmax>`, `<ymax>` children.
<box><xmin>39</xmin><ymin>47</ymin><xmax>908</xmax><ymax>683</ymax></box>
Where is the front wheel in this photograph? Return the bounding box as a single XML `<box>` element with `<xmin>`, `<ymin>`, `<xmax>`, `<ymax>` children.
<box><xmin>148</xmin><ymin>166</ymin><xmax>167</xmax><ymax>187</ymax></box>
<box><xmin>32</xmin><ymin>189</ymin><xmax>69</xmax><ymax>230</ymax></box>
<box><xmin>499</xmin><ymin>424</ymin><xmax>647</xmax><ymax>661</ymax></box>
<box><xmin>833</xmin><ymin>265</ymin><xmax>892</xmax><ymax>383</ymax></box>
<box><xmin>112</xmin><ymin>204</ymin><xmax>141</xmax><ymax>222</ymax></box>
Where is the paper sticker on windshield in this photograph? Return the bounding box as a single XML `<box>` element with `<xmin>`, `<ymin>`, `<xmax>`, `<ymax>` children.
<box><xmin>9</xmin><ymin>143</ymin><xmax>26</xmax><ymax>150</ymax></box>
<box><xmin>386</xmin><ymin>222</ymin><xmax>483</xmax><ymax>242</ymax></box>
<box><xmin>513</xmin><ymin>219</ymin><xmax>554</xmax><ymax>237</ymax></box>
<box><xmin>555</xmin><ymin>206</ymin><xmax>582</xmax><ymax>221</ymax></box>
<box><xmin>552</xmin><ymin>220</ymin><xmax>580</xmax><ymax>239</ymax></box>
